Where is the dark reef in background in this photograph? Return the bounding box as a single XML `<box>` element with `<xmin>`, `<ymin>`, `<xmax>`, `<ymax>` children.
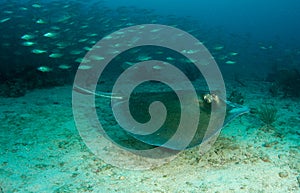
<box><xmin>267</xmin><ymin>68</ymin><xmax>300</xmax><ymax>97</ymax></box>
<box><xmin>0</xmin><ymin>67</ymin><xmax>74</xmax><ymax>97</ymax></box>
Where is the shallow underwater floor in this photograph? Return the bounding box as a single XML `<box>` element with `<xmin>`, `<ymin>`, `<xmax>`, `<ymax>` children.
<box><xmin>0</xmin><ymin>81</ymin><xmax>299</xmax><ymax>193</ymax></box>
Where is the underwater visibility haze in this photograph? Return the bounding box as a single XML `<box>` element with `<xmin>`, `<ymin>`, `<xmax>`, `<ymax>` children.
<box><xmin>0</xmin><ymin>0</ymin><xmax>299</xmax><ymax>192</ymax></box>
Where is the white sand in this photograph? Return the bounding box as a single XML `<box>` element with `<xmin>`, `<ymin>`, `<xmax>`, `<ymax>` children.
<box><xmin>0</xmin><ymin>81</ymin><xmax>299</xmax><ymax>192</ymax></box>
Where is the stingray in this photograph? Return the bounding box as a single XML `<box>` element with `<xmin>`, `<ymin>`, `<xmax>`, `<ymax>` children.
<box><xmin>74</xmin><ymin>85</ymin><xmax>249</xmax><ymax>151</ymax></box>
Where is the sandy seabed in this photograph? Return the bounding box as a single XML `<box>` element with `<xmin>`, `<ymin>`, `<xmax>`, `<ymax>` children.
<box><xmin>0</xmin><ymin>80</ymin><xmax>299</xmax><ymax>193</ymax></box>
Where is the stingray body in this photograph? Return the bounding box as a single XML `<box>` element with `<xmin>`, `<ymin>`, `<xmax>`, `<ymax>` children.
<box><xmin>74</xmin><ymin>85</ymin><xmax>249</xmax><ymax>150</ymax></box>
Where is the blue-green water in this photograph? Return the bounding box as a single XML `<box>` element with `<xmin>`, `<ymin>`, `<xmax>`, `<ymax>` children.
<box><xmin>0</xmin><ymin>0</ymin><xmax>299</xmax><ymax>192</ymax></box>
<box><xmin>0</xmin><ymin>0</ymin><xmax>299</xmax><ymax>93</ymax></box>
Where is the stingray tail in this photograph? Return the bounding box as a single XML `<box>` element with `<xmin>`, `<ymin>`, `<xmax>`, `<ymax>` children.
<box><xmin>73</xmin><ymin>84</ymin><xmax>124</xmax><ymax>99</ymax></box>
